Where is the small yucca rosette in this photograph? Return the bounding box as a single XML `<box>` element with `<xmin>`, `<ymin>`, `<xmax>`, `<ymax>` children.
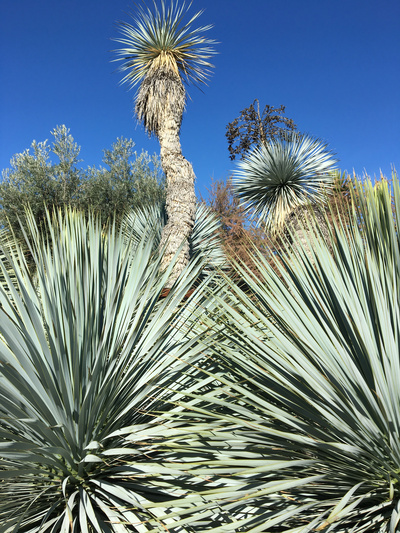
<box><xmin>233</xmin><ymin>133</ymin><xmax>338</xmax><ymax>229</ymax></box>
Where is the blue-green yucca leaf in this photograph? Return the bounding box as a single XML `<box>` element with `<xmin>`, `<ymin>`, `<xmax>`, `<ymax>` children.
<box><xmin>0</xmin><ymin>226</ymin><xmax>21</xmax><ymax>291</ymax></box>
<box><xmin>233</xmin><ymin>132</ymin><xmax>338</xmax><ymax>230</ymax></box>
<box><xmin>0</xmin><ymin>209</ymin><xmax>236</xmax><ymax>532</ymax></box>
<box><xmin>187</xmin><ymin>177</ymin><xmax>400</xmax><ymax>531</ymax></box>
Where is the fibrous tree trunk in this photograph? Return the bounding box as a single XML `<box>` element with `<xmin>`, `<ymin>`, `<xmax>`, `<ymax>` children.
<box><xmin>155</xmin><ymin>75</ymin><xmax>196</xmax><ymax>287</ymax></box>
<box><xmin>135</xmin><ymin>64</ymin><xmax>197</xmax><ymax>286</ymax></box>
<box><xmin>158</xmin><ymin>115</ymin><xmax>197</xmax><ymax>286</ymax></box>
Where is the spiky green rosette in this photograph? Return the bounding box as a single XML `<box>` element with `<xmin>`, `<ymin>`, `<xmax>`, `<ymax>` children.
<box><xmin>233</xmin><ymin>132</ymin><xmax>338</xmax><ymax>229</ymax></box>
<box><xmin>0</xmin><ymin>210</ymin><xmax>234</xmax><ymax>532</ymax></box>
<box><xmin>193</xmin><ymin>176</ymin><xmax>400</xmax><ymax>531</ymax></box>
<box><xmin>114</xmin><ymin>0</ymin><xmax>215</xmax><ymax>135</ymax></box>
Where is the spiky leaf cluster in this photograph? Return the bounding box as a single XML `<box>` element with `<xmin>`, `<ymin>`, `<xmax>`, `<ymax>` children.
<box><xmin>233</xmin><ymin>132</ymin><xmax>338</xmax><ymax>229</ymax></box>
<box><xmin>3</xmin><ymin>168</ymin><xmax>400</xmax><ymax>532</ymax></box>
<box><xmin>114</xmin><ymin>0</ymin><xmax>215</xmax><ymax>135</ymax></box>
<box><xmin>191</xmin><ymin>175</ymin><xmax>400</xmax><ymax>531</ymax></box>
<box><xmin>0</xmin><ymin>209</ymin><xmax>234</xmax><ymax>532</ymax></box>
<box><xmin>115</xmin><ymin>0</ymin><xmax>215</xmax><ymax>89</ymax></box>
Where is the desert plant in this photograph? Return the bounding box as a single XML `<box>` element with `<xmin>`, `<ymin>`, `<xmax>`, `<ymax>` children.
<box><xmin>232</xmin><ymin>132</ymin><xmax>338</xmax><ymax>247</ymax></box>
<box><xmin>189</xmin><ymin>176</ymin><xmax>400</xmax><ymax>531</ymax></box>
<box><xmin>4</xmin><ymin>179</ymin><xmax>399</xmax><ymax>530</ymax></box>
<box><xmin>0</xmin><ymin>209</ymin><xmax>245</xmax><ymax>532</ymax></box>
<box><xmin>114</xmin><ymin>0</ymin><xmax>216</xmax><ymax>284</ymax></box>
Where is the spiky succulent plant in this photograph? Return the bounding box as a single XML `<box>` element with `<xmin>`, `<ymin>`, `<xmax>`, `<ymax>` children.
<box><xmin>114</xmin><ymin>0</ymin><xmax>215</xmax><ymax>135</ymax></box>
<box><xmin>114</xmin><ymin>1</ymin><xmax>216</xmax><ymax>285</ymax></box>
<box><xmin>233</xmin><ymin>132</ymin><xmax>338</xmax><ymax>230</ymax></box>
<box><xmin>0</xmin><ymin>209</ymin><xmax>241</xmax><ymax>532</ymax></box>
<box><xmin>191</xmin><ymin>175</ymin><xmax>400</xmax><ymax>531</ymax></box>
<box><xmin>3</xmin><ymin>170</ymin><xmax>400</xmax><ymax>531</ymax></box>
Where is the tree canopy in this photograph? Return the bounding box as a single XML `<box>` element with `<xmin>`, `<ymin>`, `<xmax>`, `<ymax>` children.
<box><xmin>226</xmin><ymin>99</ymin><xmax>297</xmax><ymax>160</ymax></box>
<box><xmin>0</xmin><ymin>125</ymin><xmax>165</xmax><ymax>241</ymax></box>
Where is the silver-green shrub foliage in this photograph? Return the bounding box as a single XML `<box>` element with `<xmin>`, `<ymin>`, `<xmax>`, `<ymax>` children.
<box><xmin>0</xmin><ymin>125</ymin><xmax>165</xmax><ymax>240</ymax></box>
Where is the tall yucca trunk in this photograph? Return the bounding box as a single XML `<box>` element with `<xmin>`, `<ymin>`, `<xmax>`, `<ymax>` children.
<box><xmin>136</xmin><ymin>65</ymin><xmax>197</xmax><ymax>286</ymax></box>
<box><xmin>158</xmin><ymin>72</ymin><xmax>197</xmax><ymax>286</ymax></box>
<box><xmin>158</xmin><ymin>115</ymin><xmax>197</xmax><ymax>285</ymax></box>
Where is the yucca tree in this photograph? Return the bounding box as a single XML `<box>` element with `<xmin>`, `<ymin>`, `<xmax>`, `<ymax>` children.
<box><xmin>232</xmin><ymin>132</ymin><xmax>337</xmax><ymax>251</ymax></box>
<box><xmin>0</xmin><ymin>209</ymin><xmax>255</xmax><ymax>532</ymax></box>
<box><xmin>187</xmin><ymin>176</ymin><xmax>400</xmax><ymax>531</ymax></box>
<box><xmin>114</xmin><ymin>0</ymin><xmax>215</xmax><ymax>285</ymax></box>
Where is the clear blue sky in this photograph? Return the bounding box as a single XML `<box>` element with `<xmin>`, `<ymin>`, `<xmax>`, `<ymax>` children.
<box><xmin>1</xmin><ymin>0</ymin><xmax>399</xmax><ymax>197</ymax></box>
